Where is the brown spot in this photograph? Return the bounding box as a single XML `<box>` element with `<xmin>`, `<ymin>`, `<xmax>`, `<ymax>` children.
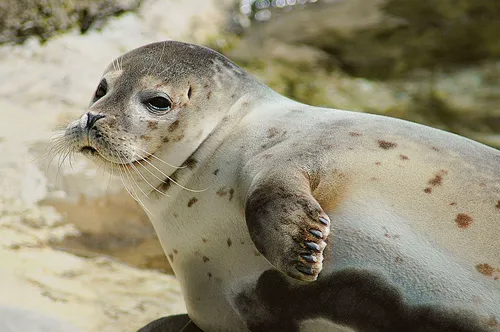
<box><xmin>370</xmin><ymin>177</ymin><xmax>378</xmax><ymax>181</ymax></box>
<box><xmin>140</xmin><ymin>135</ymin><xmax>152</xmax><ymax>141</ymax></box>
<box><xmin>267</xmin><ymin>127</ymin><xmax>280</xmax><ymax>138</ymax></box>
<box><xmin>428</xmin><ymin>174</ymin><xmax>443</xmax><ymax>187</ymax></box>
<box><xmin>425</xmin><ymin>170</ymin><xmax>448</xmax><ymax>192</ymax></box>
<box><xmin>455</xmin><ymin>213</ymin><xmax>473</xmax><ymax>229</ymax></box>
<box><xmin>476</xmin><ymin>263</ymin><xmax>495</xmax><ymax>276</ymax></box>
<box><xmin>184</xmin><ymin>157</ymin><xmax>197</xmax><ymax>169</ymax></box>
<box><xmin>202</xmin><ymin>256</ymin><xmax>210</xmax><ymax>263</ymax></box>
<box><xmin>168</xmin><ymin>253</ymin><xmax>174</xmax><ymax>263</ymax></box>
<box><xmin>147</xmin><ymin>121</ymin><xmax>158</xmax><ymax>130</ymax></box>
<box><xmin>349</xmin><ymin>132</ymin><xmax>362</xmax><ymax>137</ymax></box>
<box><xmin>207</xmin><ymin>272</ymin><xmax>212</xmax><ymax>278</ymax></box>
<box><xmin>213</xmin><ymin>169</ymin><xmax>220</xmax><ymax>176</ymax></box>
<box><xmin>173</xmin><ymin>249</ymin><xmax>178</xmax><ymax>254</ymax></box>
<box><xmin>168</xmin><ymin>120</ymin><xmax>179</xmax><ymax>132</ymax></box>
<box><xmin>227</xmin><ymin>238</ymin><xmax>232</xmax><ymax>247</ymax></box>
<box><xmin>399</xmin><ymin>154</ymin><xmax>409</xmax><ymax>160</ymax></box>
<box><xmin>431</xmin><ymin>146</ymin><xmax>440</xmax><ymax>152</ymax></box>
<box><xmin>449</xmin><ymin>202</ymin><xmax>457</xmax><ymax>206</ymax></box>
<box><xmin>216</xmin><ymin>187</ymin><xmax>235</xmax><ymax>201</ymax></box>
<box><xmin>160</xmin><ymin>179</ymin><xmax>171</xmax><ymax>192</ymax></box>
<box><xmin>216</xmin><ymin>188</ymin><xmax>228</xmax><ymax>197</ymax></box>
<box><xmin>496</xmin><ymin>200</ymin><xmax>500</xmax><ymax>209</ymax></box>
<box><xmin>187</xmin><ymin>197</ymin><xmax>198</xmax><ymax>207</ymax></box>
<box><xmin>375</xmin><ymin>162</ymin><xmax>382</xmax><ymax>166</ymax></box>
<box><xmin>162</xmin><ymin>136</ymin><xmax>170</xmax><ymax>143</ymax></box>
<box><xmin>472</xmin><ymin>295</ymin><xmax>482</xmax><ymax>304</ymax></box>
<box><xmin>262</xmin><ymin>154</ymin><xmax>273</xmax><ymax>160</ymax></box>
<box><xmin>207</xmin><ymin>91</ymin><xmax>212</xmax><ymax>100</ymax></box>
<box><xmin>395</xmin><ymin>256</ymin><xmax>403</xmax><ymax>263</ymax></box>
<box><xmin>202</xmin><ymin>238</ymin><xmax>207</xmax><ymax>243</ymax></box>
<box><xmin>173</xmin><ymin>133</ymin><xmax>185</xmax><ymax>142</ymax></box>
<box><xmin>155</xmin><ymin>82</ymin><xmax>168</xmax><ymax>88</ymax></box>
<box><xmin>486</xmin><ymin>316</ymin><xmax>499</xmax><ymax>327</ymax></box>
<box><xmin>377</xmin><ymin>140</ymin><xmax>397</xmax><ymax>150</ymax></box>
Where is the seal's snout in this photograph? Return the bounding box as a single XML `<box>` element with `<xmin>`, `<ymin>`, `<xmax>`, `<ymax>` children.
<box><xmin>85</xmin><ymin>112</ymin><xmax>106</xmax><ymax>131</ymax></box>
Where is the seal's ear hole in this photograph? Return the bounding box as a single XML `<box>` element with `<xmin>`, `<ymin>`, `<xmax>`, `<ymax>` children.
<box><xmin>187</xmin><ymin>86</ymin><xmax>192</xmax><ymax>100</ymax></box>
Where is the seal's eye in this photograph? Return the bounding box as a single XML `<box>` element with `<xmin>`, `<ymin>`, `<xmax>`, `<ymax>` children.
<box><xmin>145</xmin><ymin>96</ymin><xmax>172</xmax><ymax>113</ymax></box>
<box><xmin>94</xmin><ymin>79</ymin><xmax>107</xmax><ymax>101</ymax></box>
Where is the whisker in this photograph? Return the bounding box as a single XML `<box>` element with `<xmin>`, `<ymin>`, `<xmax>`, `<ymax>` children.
<box><xmin>113</xmin><ymin>151</ymin><xmax>139</xmax><ymax>201</ymax></box>
<box><xmin>117</xmin><ymin>153</ymin><xmax>151</xmax><ymax>201</ymax></box>
<box><xmin>138</xmin><ymin>154</ymin><xmax>208</xmax><ymax>193</ymax></box>
<box><xmin>117</xmin><ymin>153</ymin><xmax>153</xmax><ymax>216</ymax></box>
<box><xmin>43</xmin><ymin>143</ymin><xmax>67</xmax><ymax>170</ymax></box>
<box><xmin>39</xmin><ymin>134</ymin><xmax>68</xmax><ymax>164</ymax></box>
<box><xmin>106</xmin><ymin>161</ymin><xmax>114</xmax><ymax>193</ymax></box>
<box><xmin>55</xmin><ymin>147</ymin><xmax>72</xmax><ymax>182</ymax></box>
<box><xmin>151</xmin><ymin>42</ymin><xmax>166</xmax><ymax>75</ymax></box>
<box><xmin>134</xmin><ymin>146</ymin><xmax>186</xmax><ymax>169</ymax></box>
<box><xmin>127</xmin><ymin>157</ymin><xmax>169</xmax><ymax>197</ymax></box>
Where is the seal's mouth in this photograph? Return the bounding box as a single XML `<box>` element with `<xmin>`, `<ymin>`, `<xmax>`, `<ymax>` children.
<box><xmin>80</xmin><ymin>146</ymin><xmax>98</xmax><ymax>155</ymax></box>
<box><xmin>79</xmin><ymin>145</ymin><xmax>152</xmax><ymax>167</ymax></box>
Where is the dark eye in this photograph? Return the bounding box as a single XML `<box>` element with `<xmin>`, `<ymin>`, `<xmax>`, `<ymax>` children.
<box><xmin>145</xmin><ymin>96</ymin><xmax>172</xmax><ymax>113</ymax></box>
<box><xmin>94</xmin><ymin>80</ymin><xmax>107</xmax><ymax>101</ymax></box>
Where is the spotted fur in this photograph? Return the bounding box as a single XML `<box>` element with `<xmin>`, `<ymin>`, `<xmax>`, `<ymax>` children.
<box><xmin>61</xmin><ymin>41</ymin><xmax>500</xmax><ymax>332</ymax></box>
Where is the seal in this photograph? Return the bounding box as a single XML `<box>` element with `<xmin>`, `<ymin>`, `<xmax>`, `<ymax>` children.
<box><xmin>59</xmin><ymin>41</ymin><xmax>500</xmax><ymax>332</ymax></box>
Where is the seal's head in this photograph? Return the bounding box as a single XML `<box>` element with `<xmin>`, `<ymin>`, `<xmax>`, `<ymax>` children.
<box><xmin>60</xmin><ymin>41</ymin><xmax>258</xmax><ymax>192</ymax></box>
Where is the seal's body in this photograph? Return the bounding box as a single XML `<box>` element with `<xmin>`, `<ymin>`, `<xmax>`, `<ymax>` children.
<box><xmin>61</xmin><ymin>41</ymin><xmax>500</xmax><ymax>332</ymax></box>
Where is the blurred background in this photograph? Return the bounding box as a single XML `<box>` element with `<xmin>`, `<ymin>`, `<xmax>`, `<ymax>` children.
<box><xmin>0</xmin><ymin>0</ymin><xmax>498</xmax><ymax>331</ymax></box>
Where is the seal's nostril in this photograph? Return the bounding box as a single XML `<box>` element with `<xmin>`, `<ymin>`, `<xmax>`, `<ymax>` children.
<box><xmin>86</xmin><ymin>112</ymin><xmax>106</xmax><ymax>130</ymax></box>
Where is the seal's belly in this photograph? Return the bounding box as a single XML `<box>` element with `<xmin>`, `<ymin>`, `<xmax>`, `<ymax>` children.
<box><xmin>326</xmin><ymin>196</ymin><xmax>500</xmax><ymax>316</ymax></box>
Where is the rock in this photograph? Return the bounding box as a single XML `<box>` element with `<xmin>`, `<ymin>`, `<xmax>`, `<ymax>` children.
<box><xmin>223</xmin><ymin>0</ymin><xmax>500</xmax><ymax>148</ymax></box>
<box><xmin>0</xmin><ymin>0</ymin><xmax>142</xmax><ymax>44</ymax></box>
<box><xmin>0</xmin><ymin>247</ymin><xmax>185</xmax><ymax>332</ymax></box>
<box><xmin>0</xmin><ymin>306</ymin><xmax>80</xmax><ymax>332</ymax></box>
<box><xmin>0</xmin><ymin>0</ymin><xmax>230</xmax><ymax>330</ymax></box>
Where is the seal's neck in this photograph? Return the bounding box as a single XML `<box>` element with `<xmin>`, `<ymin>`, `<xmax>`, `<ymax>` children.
<box><xmin>122</xmin><ymin>80</ymin><xmax>276</xmax><ymax>206</ymax></box>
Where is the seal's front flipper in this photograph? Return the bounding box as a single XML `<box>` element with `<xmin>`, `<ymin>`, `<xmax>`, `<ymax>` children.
<box><xmin>245</xmin><ymin>170</ymin><xmax>331</xmax><ymax>282</ymax></box>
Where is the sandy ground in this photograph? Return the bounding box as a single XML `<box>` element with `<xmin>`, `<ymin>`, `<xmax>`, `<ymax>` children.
<box><xmin>0</xmin><ymin>0</ymin><xmax>230</xmax><ymax>330</ymax></box>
